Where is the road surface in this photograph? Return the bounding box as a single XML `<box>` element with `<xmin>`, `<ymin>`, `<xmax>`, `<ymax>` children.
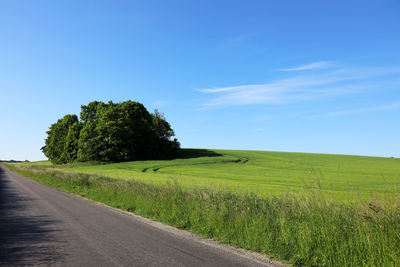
<box><xmin>0</xmin><ymin>165</ymin><xmax>283</xmax><ymax>266</ymax></box>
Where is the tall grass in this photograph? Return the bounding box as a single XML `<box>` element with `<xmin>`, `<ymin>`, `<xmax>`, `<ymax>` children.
<box><xmin>6</xmin><ymin>164</ymin><xmax>400</xmax><ymax>266</ymax></box>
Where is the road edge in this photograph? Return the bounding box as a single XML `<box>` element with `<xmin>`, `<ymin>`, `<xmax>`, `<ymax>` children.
<box><xmin>2</xmin><ymin>164</ymin><xmax>289</xmax><ymax>267</ymax></box>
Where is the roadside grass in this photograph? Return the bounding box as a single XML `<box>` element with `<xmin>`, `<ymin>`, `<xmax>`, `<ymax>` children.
<box><xmin>4</xmin><ymin>163</ymin><xmax>400</xmax><ymax>267</ymax></box>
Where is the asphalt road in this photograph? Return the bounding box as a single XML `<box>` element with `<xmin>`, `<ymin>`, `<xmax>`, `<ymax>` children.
<box><xmin>0</xmin><ymin>165</ymin><xmax>283</xmax><ymax>266</ymax></box>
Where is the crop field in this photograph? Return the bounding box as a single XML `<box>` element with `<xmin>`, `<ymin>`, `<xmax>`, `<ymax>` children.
<box><xmin>6</xmin><ymin>149</ymin><xmax>400</xmax><ymax>266</ymax></box>
<box><xmin>24</xmin><ymin>149</ymin><xmax>400</xmax><ymax>199</ymax></box>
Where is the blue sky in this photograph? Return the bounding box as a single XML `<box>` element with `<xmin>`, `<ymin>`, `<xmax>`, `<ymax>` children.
<box><xmin>1</xmin><ymin>0</ymin><xmax>399</xmax><ymax>161</ymax></box>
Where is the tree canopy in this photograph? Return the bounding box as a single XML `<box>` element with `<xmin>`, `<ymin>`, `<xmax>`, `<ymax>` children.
<box><xmin>41</xmin><ymin>100</ymin><xmax>180</xmax><ymax>164</ymax></box>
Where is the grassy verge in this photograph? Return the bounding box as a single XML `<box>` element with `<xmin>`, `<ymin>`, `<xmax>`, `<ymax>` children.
<box><xmin>5</xmin><ymin>163</ymin><xmax>400</xmax><ymax>266</ymax></box>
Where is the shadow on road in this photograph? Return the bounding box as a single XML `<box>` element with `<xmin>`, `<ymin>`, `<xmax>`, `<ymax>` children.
<box><xmin>0</xmin><ymin>166</ymin><xmax>69</xmax><ymax>265</ymax></box>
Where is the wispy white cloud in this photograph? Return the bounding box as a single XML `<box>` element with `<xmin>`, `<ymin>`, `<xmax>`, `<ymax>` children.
<box><xmin>307</xmin><ymin>102</ymin><xmax>400</xmax><ymax>118</ymax></box>
<box><xmin>279</xmin><ymin>61</ymin><xmax>333</xmax><ymax>71</ymax></box>
<box><xmin>198</xmin><ymin>64</ymin><xmax>400</xmax><ymax>108</ymax></box>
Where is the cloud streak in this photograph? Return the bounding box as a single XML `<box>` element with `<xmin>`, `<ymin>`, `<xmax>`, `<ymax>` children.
<box><xmin>278</xmin><ymin>61</ymin><xmax>333</xmax><ymax>71</ymax></box>
<box><xmin>198</xmin><ymin>64</ymin><xmax>400</xmax><ymax>107</ymax></box>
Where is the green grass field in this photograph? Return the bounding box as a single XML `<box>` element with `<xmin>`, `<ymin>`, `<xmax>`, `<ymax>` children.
<box><xmin>6</xmin><ymin>149</ymin><xmax>400</xmax><ymax>266</ymax></box>
<box><xmin>23</xmin><ymin>149</ymin><xmax>400</xmax><ymax>199</ymax></box>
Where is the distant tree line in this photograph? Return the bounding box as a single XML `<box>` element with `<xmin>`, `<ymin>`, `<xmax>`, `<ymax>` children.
<box><xmin>0</xmin><ymin>160</ymin><xmax>29</xmax><ymax>163</ymax></box>
<box><xmin>41</xmin><ymin>100</ymin><xmax>180</xmax><ymax>164</ymax></box>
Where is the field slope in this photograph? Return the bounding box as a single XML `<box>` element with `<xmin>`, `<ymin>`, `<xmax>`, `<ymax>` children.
<box><xmin>25</xmin><ymin>149</ymin><xmax>400</xmax><ymax>199</ymax></box>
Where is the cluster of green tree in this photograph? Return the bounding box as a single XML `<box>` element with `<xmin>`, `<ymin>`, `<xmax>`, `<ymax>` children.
<box><xmin>41</xmin><ymin>100</ymin><xmax>180</xmax><ymax>164</ymax></box>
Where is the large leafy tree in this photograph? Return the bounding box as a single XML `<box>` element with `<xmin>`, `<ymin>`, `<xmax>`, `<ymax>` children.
<box><xmin>95</xmin><ymin>100</ymin><xmax>154</xmax><ymax>161</ymax></box>
<box><xmin>77</xmin><ymin>101</ymin><xmax>108</xmax><ymax>162</ymax></box>
<box><xmin>41</xmin><ymin>114</ymin><xmax>79</xmax><ymax>164</ymax></box>
<box><xmin>42</xmin><ymin>100</ymin><xmax>180</xmax><ymax>164</ymax></box>
<box><xmin>62</xmin><ymin>121</ymin><xmax>82</xmax><ymax>163</ymax></box>
<box><xmin>151</xmin><ymin>109</ymin><xmax>180</xmax><ymax>156</ymax></box>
